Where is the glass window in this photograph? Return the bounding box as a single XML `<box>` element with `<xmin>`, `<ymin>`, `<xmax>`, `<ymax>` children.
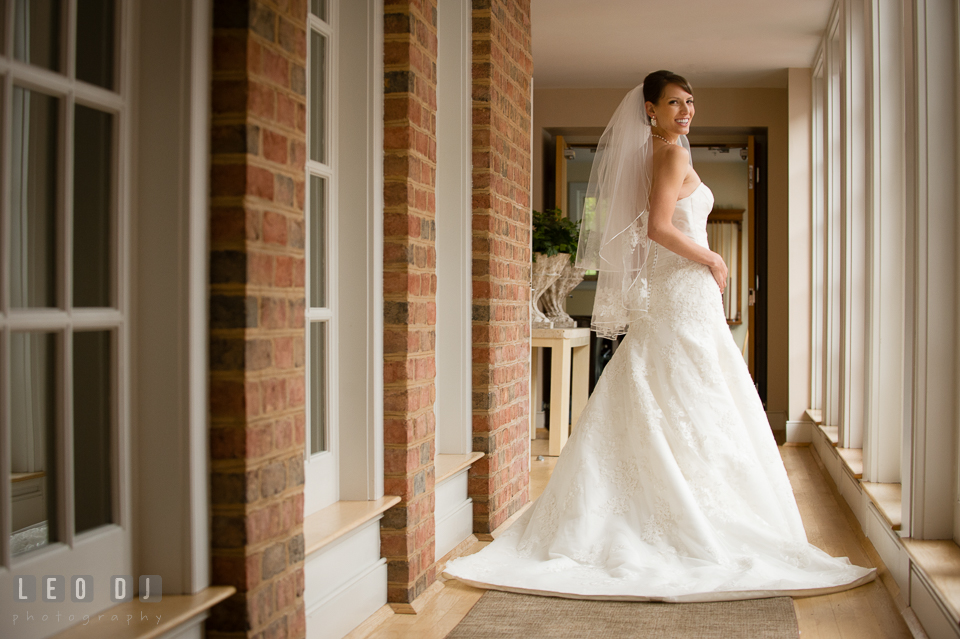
<box><xmin>76</xmin><ymin>0</ymin><xmax>115</xmax><ymax>90</ymax></box>
<box><xmin>73</xmin><ymin>330</ymin><xmax>113</xmax><ymax>534</ymax></box>
<box><xmin>306</xmin><ymin>15</ymin><xmax>333</xmax><ymax>459</ymax></box>
<box><xmin>11</xmin><ymin>87</ymin><xmax>59</xmax><ymax>309</ymax></box>
<box><xmin>309</xmin><ymin>175</ymin><xmax>326</xmax><ymax>307</ymax></box>
<box><xmin>310</xmin><ymin>323</ymin><xmax>326</xmax><ymax>454</ymax></box>
<box><xmin>14</xmin><ymin>0</ymin><xmax>62</xmax><ymax>72</ymax></box>
<box><xmin>309</xmin><ymin>31</ymin><xmax>326</xmax><ymax>163</ymax></box>
<box><xmin>73</xmin><ymin>105</ymin><xmax>114</xmax><ymax>308</ymax></box>
<box><xmin>10</xmin><ymin>332</ymin><xmax>59</xmax><ymax>556</ymax></box>
<box><xmin>3</xmin><ymin>0</ymin><xmax>123</xmax><ymax>573</ymax></box>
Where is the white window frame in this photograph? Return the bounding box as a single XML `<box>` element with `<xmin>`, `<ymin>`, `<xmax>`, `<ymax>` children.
<box><xmin>810</xmin><ymin>53</ymin><xmax>825</xmax><ymax>414</ymax></box>
<box><xmin>304</xmin><ymin>1</ymin><xmax>340</xmax><ymax>512</ymax></box>
<box><xmin>303</xmin><ymin>0</ymin><xmax>383</xmax><ymax>512</ymax></box>
<box><xmin>0</xmin><ymin>0</ymin><xmax>133</xmax><ymax>609</ymax></box>
<box><xmin>839</xmin><ymin>0</ymin><xmax>867</xmax><ymax>450</ymax></box>
<box><xmin>823</xmin><ymin>12</ymin><xmax>843</xmax><ymax>433</ymax></box>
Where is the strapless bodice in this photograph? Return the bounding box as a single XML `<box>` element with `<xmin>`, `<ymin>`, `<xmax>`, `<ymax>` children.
<box><xmin>671</xmin><ymin>182</ymin><xmax>714</xmax><ymax>248</ymax></box>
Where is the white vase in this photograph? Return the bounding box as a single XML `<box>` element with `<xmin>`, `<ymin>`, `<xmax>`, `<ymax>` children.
<box><xmin>530</xmin><ymin>253</ymin><xmax>568</xmax><ymax>329</ymax></box>
<box><xmin>540</xmin><ymin>260</ymin><xmax>586</xmax><ymax>329</ymax></box>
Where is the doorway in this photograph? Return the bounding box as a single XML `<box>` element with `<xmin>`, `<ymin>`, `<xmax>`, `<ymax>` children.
<box><xmin>542</xmin><ymin>127</ymin><xmax>770</xmax><ymax>407</ymax></box>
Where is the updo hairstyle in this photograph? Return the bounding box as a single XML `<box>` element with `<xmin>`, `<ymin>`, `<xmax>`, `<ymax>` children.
<box><xmin>642</xmin><ymin>70</ymin><xmax>693</xmax><ymax>123</ymax></box>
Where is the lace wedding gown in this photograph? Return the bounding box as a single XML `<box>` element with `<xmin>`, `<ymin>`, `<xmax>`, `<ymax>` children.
<box><xmin>444</xmin><ymin>183</ymin><xmax>875</xmax><ymax>602</ymax></box>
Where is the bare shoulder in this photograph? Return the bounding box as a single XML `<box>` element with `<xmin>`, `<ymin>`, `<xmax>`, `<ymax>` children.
<box><xmin>652</xmin><ymin>143</ymin><xmax>689</xmax><ymax>176</ymax></box>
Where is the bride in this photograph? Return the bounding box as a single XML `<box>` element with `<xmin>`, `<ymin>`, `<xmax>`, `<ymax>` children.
<box><xmin>443</xmin><ymin>70</ymin><xmax>876</xmax><ymax>602</ymax></box>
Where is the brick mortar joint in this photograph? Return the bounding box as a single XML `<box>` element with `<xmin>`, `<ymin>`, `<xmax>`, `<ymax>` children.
<box><xmin>239</xmin><ymin>535</ymin><xmax>306</xmax><ymax>559</ymax></box>
<box><xmin>220</xmin><ymin>154</ymin><xmax>306</xmax><ymax>177</ymax></box>
<box><xmin>382</xmin><ymin>160</ymin><xmax>439</xmax><ymax>172</ymax></box>
<box><xmin>208</xmin><ymin>199</ymin><xmax>306</xmax><ymax>217</ymax></box>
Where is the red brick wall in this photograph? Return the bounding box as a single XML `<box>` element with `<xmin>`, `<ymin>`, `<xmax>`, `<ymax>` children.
<box><xmin>469</xmin><ymin>0</ymin><xmax>534</xmax><ymax>534</ymax></box>
<box><xmin>208</xmin><ymin>1</ymin><xmax>307</xmax><ymax>637</ymax></box>
<box><xmin>381</xmin><ymin>0</ymin><xmax>441</xmax><ymax>606</ymax></box>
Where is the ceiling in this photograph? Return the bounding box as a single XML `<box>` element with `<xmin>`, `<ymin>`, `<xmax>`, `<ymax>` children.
<box><xmin>531</xmin><ymin>0</ymin><xmax>833</xmax><ymax>89</ymax></box>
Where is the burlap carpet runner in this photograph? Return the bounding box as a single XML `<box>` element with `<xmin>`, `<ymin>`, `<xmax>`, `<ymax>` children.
<box><xmin>445</xmin><ymin>590</ymin><xmax>799</xmax><ymax>638</ymax></box>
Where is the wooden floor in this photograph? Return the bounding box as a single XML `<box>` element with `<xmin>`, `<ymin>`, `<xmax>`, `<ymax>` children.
<box><xmin>347</xmin><ymin>443</ymin><xmax>918</xmax><ymax>639</ymax></box>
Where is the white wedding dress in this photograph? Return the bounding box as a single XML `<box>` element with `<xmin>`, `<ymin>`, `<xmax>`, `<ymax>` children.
<box><xmin>444</xmin><ymin>183</ymin><xmax>875</xmax><ymax>602</ymax></box>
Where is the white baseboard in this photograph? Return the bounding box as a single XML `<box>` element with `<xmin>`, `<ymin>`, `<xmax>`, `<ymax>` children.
<box><xmin>305</xmin><ymin>518</ymin><xmax>386</xmax><ymax>639</ymax></box>
<box><xmin>864</xmin><ymin>501</ymin><xmax>908</xmax><ymax>591</ymax></box>
<box><xmin>307</xmin><ymin>559</ymin><xmax>388</xmax><ymax>639</ymax></box>
<box><xmin>157</xmin><ymin>612</ymin><xmax>208</xmax><ymax>639</ymax></box>
<box><xmin>436</xmin><ymin>499</ymin><xmax>473</xmax><ymax>561</ymax></box>
<box><xmin>910</xmin><ymin>569</ymin><xmax>960</xmax><ymax>639</ymax></box>
<box><xmin>435</xmin><ymin>468</ymin><xmax>474</xmax><ymax>560</ymax></box>
<box><xmin>786</xmin><ymin>420</ymin><xmax>813</xmax><ymax>443</ymax></box>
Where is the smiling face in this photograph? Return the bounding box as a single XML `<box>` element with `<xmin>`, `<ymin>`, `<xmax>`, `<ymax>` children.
<box><xmin>645</xmin><ymin>84</ymin><xmax>695</xmax><ymax>138</ymax></box>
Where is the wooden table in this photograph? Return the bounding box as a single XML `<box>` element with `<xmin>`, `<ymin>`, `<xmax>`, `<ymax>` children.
<box><xmin>531</xmin><ymin>327</ymin><xmax>590</xmax><ymax>456</ymax></box>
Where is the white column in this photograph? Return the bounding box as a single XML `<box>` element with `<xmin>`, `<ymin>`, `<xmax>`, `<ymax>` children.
<box><xmin>435</xmin><ymin>0</ymin><xmax>473</xmax><ymax>456</ymax></box>
<box><xmin>904</xmin><ymin>0</ymin><xmax>958</xmax><ymax>540</ymax></box>
<box><xmin>136</xmin><ymin>0</ymin><xmax>211</xmax><ymax>592</ymax></box>
<box><xmin>862</xmin><ymin>0</ymin><xmax>905</xmax><ymax>485</ymax></box>
<box><xmin>839</xmin><ymin>0</ymin><xmax>867</xmax><ymax>449</ymax></box>
<box><xmin>787</xmin><ymin>68</ymin><xmax>812</xmax><ymax>425</ymax></box>
<box><xmin>337</xmin><ymin>0</ymin><xmax>385</xmax><ymax>500</ymax></box>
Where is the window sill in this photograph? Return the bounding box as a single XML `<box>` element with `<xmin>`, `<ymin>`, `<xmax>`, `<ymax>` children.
<box><xmin>11</xmin><ymin>471</ymin><xmax>46</xmax><ymax>483</ymax></box>
<box><xmin>51</xmin><ymin>585</ymin><xmax>235</xmax><ymax>639</ymax></box>
<box><xmin>435</xmin><ymin>452</ymin><xmax>484</xmax><ymax>486</ymax></box>
<box><xmin>304</xmin><ymin>496</ymin><xmax>401</xmax><ymax>557</ymax></box>
<box><xmin>861</xmin><ymin>481</ymin><xmax>902</xmax><ymax>531</ymax></box>
<box><xmin>817</xmin><ymin>423</ymin><xmax>839</xmax><ymax>447</ymax></box>
<box><xmin>837</xmin><ymin>447</ymin><xmax>863</xmax><ymax>479</ymax></box>
<box><xmin>901</xmin><ymin>539</ymin><xmax>960</xmax><ymax>624</ymax></box>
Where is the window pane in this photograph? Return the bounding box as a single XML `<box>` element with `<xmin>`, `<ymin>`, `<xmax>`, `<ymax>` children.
<box><xmin>10</xmin><ymin>332</ymin><xmax>59</xmax><ymax>556</ymax></box>
<box><xmin>73</xmin><ymin>105</ymin><xmax>113</xmax><ymax>307</ymax></box>
<box><xmin>0</xmin><ymin>1</ymin><xmax>6</xmax><ymax>55</ymax></box>
<box><xmin>76</xmin><ymin>0</ymin><xmax>115</xmax><ymax>90</ymax></box>
<box><xmin>14</xmin><ymin>0</ymin><xmax>62</xmax><ymax>72</ymax></box>
<box><xmin>11</xmin><ymin>88</ymin><xmax>59</xmax><ymax>308</ymax></box>
<box><xmin>73</xmin><ymin>330</ymin><xmax>112</xmax><ymax>534</ymax></box>
<box><xmin>309</xmin><ymin>175</ymin><xmax>326</xmax><ymax>307</ymax></box>
<box><xmin>310</xmin><ymin>0</ymin><xmax>326</xmax><ymax>20</ymax></box>
<box><xmin>309</xmin><ymin>30</ymin><xmax>326</xmax><ymax>163</ymax></box>
<box><xmin>310</xmin><ymin>322</ymin><xmax>326</xmax><ymax>454</ymax></box>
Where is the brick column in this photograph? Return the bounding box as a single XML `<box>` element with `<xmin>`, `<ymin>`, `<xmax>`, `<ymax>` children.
<box><xmin>469</xmin><ymin>0</ymin><xmax>534</xmax><ymax>534</ymax></box>
<box><xmin>208</xmin><ymin>1</ymin><xmax>307</xmax><ymax>637</ymax></box>
<box><xmin>381</xmin><ymin>0</ymin><xmax>441</xmax><ymax>607</ymax></box>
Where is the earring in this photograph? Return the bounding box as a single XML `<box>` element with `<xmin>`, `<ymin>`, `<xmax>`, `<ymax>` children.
<box><xmin>651</xmin><ymin>116</ymin><xmax>658</xmax><ymax>128</ymax></box>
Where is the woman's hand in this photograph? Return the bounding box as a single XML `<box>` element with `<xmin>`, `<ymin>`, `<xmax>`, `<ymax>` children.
<box><xmin>709</xmin><ymin>252</ymin><xmax>728</xmax><ymax>294</ymax></box>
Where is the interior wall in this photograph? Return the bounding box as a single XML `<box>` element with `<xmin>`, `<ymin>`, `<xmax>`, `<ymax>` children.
<box><xmin>533</xmin><ymin>86</ymin><xmax>791</xmax><ymax>418</ymax></box>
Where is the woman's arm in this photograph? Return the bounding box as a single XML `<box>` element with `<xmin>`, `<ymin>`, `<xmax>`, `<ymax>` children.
<box><xmin>646</xmin><ymin>145</ymin><xmax>728</xmax><ymax>293</ymax></box>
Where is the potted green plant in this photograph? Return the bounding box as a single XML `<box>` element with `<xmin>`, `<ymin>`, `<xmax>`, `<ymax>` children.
<box><xmin>531</xmin><ymin>209</ymin><xmax>584</xmax><ymax>328</ymax></box>
<box><xmin>533</xmin><ymin>208</ymin><xmax>580</xmax><ymax>262</ymax></box>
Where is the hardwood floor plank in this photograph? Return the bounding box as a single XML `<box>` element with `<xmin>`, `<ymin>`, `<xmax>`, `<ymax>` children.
<box><xmin>785</xmin><ymin>447</ymin><xmax>913</xmax><ymax>639</ymax></box>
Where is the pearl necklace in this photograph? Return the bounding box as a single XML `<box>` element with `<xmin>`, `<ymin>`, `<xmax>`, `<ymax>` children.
<box><xmin>651</xmin><ymin>133</ymin><xmax>678</xmax><ymax>145</ymax></box>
